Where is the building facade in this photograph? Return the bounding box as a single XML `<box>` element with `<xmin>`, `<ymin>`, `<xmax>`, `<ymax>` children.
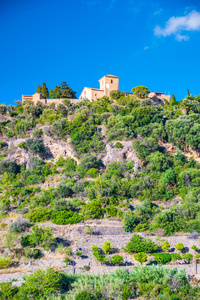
<box><xmin>79</xmin><ymin>74</ymin><xmax>120</xmax><ymax>101</ymax></box>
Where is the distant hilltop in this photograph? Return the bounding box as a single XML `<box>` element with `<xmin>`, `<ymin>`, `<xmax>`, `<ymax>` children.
<box><xmin>22</xmin><ymin>74</ymin><xmax>170</xmax><ymax>106</ymax></box>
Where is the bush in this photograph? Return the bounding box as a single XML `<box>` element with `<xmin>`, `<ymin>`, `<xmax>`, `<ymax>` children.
<box><xmin>162</xmin><ymin>241</ymin><xmax>170</xmax><ymax>251</ymax></box>
<box><xmin>112</xmin><ymin>255</ymin><xmax>123</xmax><ymax>265</ymax></box>
<box><xmin>124</xmin><ymin>234</ymin><xmax>158</xmax><ymax>253</ymax></box>
<box><xmin>84</xmin><ymin>226</ymin><xmax>93</xmax><ymax>235</ymax></box>
<box><xmin>134</xmin><ymin>252</ymin><xmax>147</xmax><ymax>265</ymax></box>
<box><xmin>25</xmin><ymin>248</ymin><xmax>43</xmax><ymax>260</ymax></box>
<box><xmin>16</xmin><ymin>268</ymin><xmax>66</xmax><ymax>299</ymax></box>
<box><xmin>53</xmin><ymin>199</ymin><xmax>74</xmax><ymax>211</ymax></box>
<box><xmin>82</xmin><ymin>202</ymin><xmax>104</xmax><ymax>219</ymax></box>
<box><xmin>75</xmin><ymin>291</ymin><xmax>96</xmax><ymax>300</ymax></box>
<box><xmin>51</xmin><ymin>211</ymin><xmax>83</xmax><ymax>225</ymax></box>
<box><xmin>175</xmin><ymin>243</ymin><xmax>184</xmax><ymax>253</ymax></box>
<box><xmin>91</xmin><ymin>245</ymin><xmax>107</xmax><ymax>264</ymax></box>
<box><xmin>86</xmin><ymin>168</ymin><xmax>98</xmax><ymax>178</ymax></box>
<box><xmin>25</xmin><ymin>207</ymin><xmax>51</xmax><ymax>223</ymax></box>
<box><xmin>0</xmin><ymin>161</ymin><xmax>20</xmax><ymax>175</ymax></box>
<box><xmin>114</xmin><ymin>142</ymin><xmax>123</xmax><ymax>148</ymax></box>
<box><xmin>170</xmin><ymin>253</ymin><xmax>182</xmax><ymax>262</ymax></box>
<box><xmin>153</xmin><ymin>253</ymin><xmax>171</xmax><ymax>264</ymax></box>
<box><xmin>20</xmin><ymin>226</ymin><xmax>53</xmax><ymax>248</ymax></box>
<box><xmin>102</xmin><ymin>241</ymin><xmax>114</xmax><ymax>254</ymax></box>
<box><xmin>0</xmin><ymin>256</ymin><xmax>11</xmax><ymax>269</ymax></box>
<box><xmin>10</xmin><ymin>218</ymin><xmax>30</xmax><ymax>233</ymax></box>
<box><xmin>23</xmin><ymin>139</ymin><xmax>47</xmax><ymax>159</ymax></box>
<box><xmin>124</xmin><ymin>213</ymin><xmax>135</xmax><ymax>232</ymax></box>
<box><xmin>182</xmin><ymin>253</ymin><xmax>193</xmax><ymax>262</ymax></box>
<box><xmin>64</xmin><ymin>257</ymin><xmax>71</xmax><ymax>266</ymax></box>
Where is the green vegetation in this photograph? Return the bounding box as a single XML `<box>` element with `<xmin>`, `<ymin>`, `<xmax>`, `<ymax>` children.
<box><xmin>2</xmin><ymin>88</ymin><xmax>200</xmax><ymax>296</ymax></box>
<box><xmin>1</xmin><ymin>266</ymin><xmax>200</xmax><ymax>299</ymax></box>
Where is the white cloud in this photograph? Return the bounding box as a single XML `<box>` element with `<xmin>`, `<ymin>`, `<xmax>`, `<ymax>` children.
<box><xmin>144</xmin><ymin>46</ymin><xmax>149</xmax><ymax>50</ymax></box>
<box><xmin>154</xmin><ymin>10</ymin><xmax>200</xmax><ymax>41</ymax></box>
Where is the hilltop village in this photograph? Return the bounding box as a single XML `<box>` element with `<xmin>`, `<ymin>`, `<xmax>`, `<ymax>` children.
<box><xmin>1</xmin><ymin>77</ymin><xmax>200</xmax><ymax>299</ymax></box>
<box><xmin>22</xmin><ymin>74</ymin><xmax>170</xmax><ymax>106</ymax></box>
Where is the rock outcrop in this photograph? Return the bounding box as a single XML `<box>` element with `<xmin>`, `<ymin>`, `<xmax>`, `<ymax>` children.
<box><xmin>99</xmin><ymin>141</ymin><xmax>141</xmax><ymax>166</ymax></box>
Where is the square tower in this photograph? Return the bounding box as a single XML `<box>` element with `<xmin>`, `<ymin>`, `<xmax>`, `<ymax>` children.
<box><xmin>98</xmin><ymin>74</ymin><xmax>119</xmax><ymax>97</ymax></box>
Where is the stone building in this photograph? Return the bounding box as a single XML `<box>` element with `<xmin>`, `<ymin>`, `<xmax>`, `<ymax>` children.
<box><xmin>148</xmin><ymin>92</ymin><xmax>171</xmax><ymax>106</ymax></box>
<box><xmin>79</xmin><ymin>74</ymin><xmax>120</xmax><ymax>101</ymax></box>
<box><xmin>22</xmin><ymin>75</ymin><xmax>170</xmax><ymax>106</ymax></box>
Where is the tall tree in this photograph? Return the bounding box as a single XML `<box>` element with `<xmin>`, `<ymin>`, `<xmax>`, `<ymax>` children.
<box><xmin>50</xmin><ymin>82</ymin><xmax>76</xmax><ymax>99</ymax></box>
<box><xmin>41</xmin><ymin>82</ymin><xmax>49</xmax><ymax>98</ymax></box>
<box><xmin>60</xmin><ymin>81</ymin><xmax>76</xmax><ymax>98</ymax></box>
<box><xmin>187</xmin><ymin>88</ymin><xmax>190</xmax><ymax>98</ymax></box>
<box><xmin>131</xmin><ymin>86</ymin><xmax>149</xmax><ymax>99</ymax></box>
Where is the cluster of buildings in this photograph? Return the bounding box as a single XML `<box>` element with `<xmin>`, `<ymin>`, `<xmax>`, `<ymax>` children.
<box><xmin>22</xmin><ymin>74</ymin><xmax>170</xmax><ymax>106</ymax></box>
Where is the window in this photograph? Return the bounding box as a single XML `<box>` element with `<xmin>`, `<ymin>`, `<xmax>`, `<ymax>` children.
<box><xmin>111</xmin><ymin>79</ymin><xmax>113</xmax><ymax>84</ymax></box>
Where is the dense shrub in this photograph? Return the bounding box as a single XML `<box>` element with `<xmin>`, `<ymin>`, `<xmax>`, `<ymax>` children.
<box><xmin>0</xmin><ymin>161</ymin><xmax>20</xmax><ymax>175</ymax></box>
<box><xmin>25</xmin><ymin>208</ymin><xmax>51</xmax><ymax>223</ymax></box>
<box><xmin>20</xmin><ymin>226</ymin><xmax>53</xmax><ymax>248</ymax></box>
<box><xmin>124</xmin><ymin>213</ymin><xmax>135</xmax><ymax>232</ymax></box>
<box><xmin>75</xmin><ymin>291</ymin><xmax>96</xmax><ymax>300</ymax></box>
<box><xmin>51</xmin><ymin>211</ymin><xmax>83</xmax><ymax>225</ymax></box>
<box><xmin>112</xmin><ymin>254</ymin><xmax>123</xmax><ymax>265</ymax></box>
<box><xmin>81</xmin><ymin>202</ymin><xmax>104</xmax><ymax>219</ymax></box>
<box><xmin>10</xmin><ymin>218</ymin><xmax>30</xmax><ymax>233</ymax></box>
<box><xmin>22</xmin><ymin>138</ymin><xmax>47</xmax><ymax>158</ymax></box>
<box><xmin>0</xmin><ymin>256</ymin><xmax>11</xmax><ymax>269</ymax></box>
<box><xmin>124</xmin><ymin>234</ymin><xmax>158</xmax><ymax>253</ymax></box>
<box><xmin>153</xmin><ymin>253</ymin><xmax>172</xmax><ymax>264</ymax></box>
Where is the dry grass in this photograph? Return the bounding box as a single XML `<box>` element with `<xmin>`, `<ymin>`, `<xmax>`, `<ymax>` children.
<box><xmin>0</xmin><ymin>267</ymin><xmax>30</xmax><ymax>274</ymax></box>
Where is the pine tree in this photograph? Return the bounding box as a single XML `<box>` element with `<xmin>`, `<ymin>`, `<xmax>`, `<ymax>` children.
<box><xmin>60</xmin><ymin>81</ymin><xmax>76</xmax><ymax>98</ymax></box>
<box><xmin>41</xmin><ymin>82</ymin><xmax>49</xmax><ymax>98</ymax></box>
<box><xmin>187</xmin><ymin>88</ymin><xmax>190</xmax><ymax>98</ymax></box>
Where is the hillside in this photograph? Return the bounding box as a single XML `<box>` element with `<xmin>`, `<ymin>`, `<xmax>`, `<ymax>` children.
<box><xmin>1</xmin><ymin>95</ymin><xmax>200</xmax><ymax>299</ymax></box>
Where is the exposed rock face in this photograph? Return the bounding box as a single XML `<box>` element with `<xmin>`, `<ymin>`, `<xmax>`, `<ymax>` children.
<box><xmin>43</xmin><ymin>136</ymin><xmax>79</xmax><ymax>164</ymax></box>
<box><xmin>99</xmin><ymin>141</ymin><xmax>141</xmax><ymax>166</ymax></box>
<box><xmin>4</xmin><ymin>135</ymin><xmax>79</xmax><ymax>168</ymax></box>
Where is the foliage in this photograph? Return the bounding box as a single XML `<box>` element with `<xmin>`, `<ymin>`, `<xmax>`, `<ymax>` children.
<box><xmin>91</xmin><ymin>245</ymin><xmax>107</xmax><ymax>264</ymax></box>
<box><xmin>22</xmin><ymin>138</ymin><xmax>47</xmax><ymax>158</ymax></box>
<box><xmin>124</xmin><ymin>213</ymin><xmax>135</xmax><ymax>232</ymax></box>
<box><xmin>131</xmin><ymin>86</ymin><xmax>150</xmax><ymax>99</ymax></box>
<box><xmin>81</xmin><ymin>202</ymin><xmax>104</xmax><ymax>219</ymax></box>
<box><xmin>10</xmin><ymin>218</ymin><xmax>30</xmax><ymax>233</ymax></box>
<box><xmin>50</xmin><ymin>210</ymin><xmax>83</xmax><ymax>225</ymax></box>
<box><xmin>112</xmin><ymin>254</ymin><xmax>123</xmax><ymax>265</ymax></box>
<box><xmin>134</xmin><ymin>252</ymin><xmax>147</xmax><ymax>264</ymax></box>
<box><xmin>114</xmin><ymin>141</ymin><xmax>123</xmax><ymax>148</ymax></box>
<box><xmin>102</xmin><ymin>241</ymin><xmax>114</xmax><ymax>254</ymax></box>
<box><xmin>153</xmin><ymin>253</ymin><xmax>172</xmax><ymax>264</ymax></box>
<box><xmin>110</xmin><ymin>90</ymin><xmax>125</xmax><ymax>100</ymax></box>
<box><xmin>0</xmin><ymin>256</ymin><xmax>11</xmax><ymax>269</ymax></box>
<box><xmin>25</xmin><ymin>208</ymin><xmax>51</xmax><ymax>223</ymax></box>
<box><xmin>124</xmin><ymin>234</ymin><xmax>158</xmax><ymax>253</ymax></box>
<box><xmin>50</xmin><ymin>81</ymin><xmax>76</xmax><ymax>99</ymax></box>
<box><xmin>175</xmin><ymin>243</ymin><xmax>184</xmax><ymax>252</ymax></box>
<box><xmin>0</xmin><ymin>160</ymin><xmax>20</xmax><ymax>175</ymax></box>
<box><xmin>75</xmin><ymin>291</ymin><xmax>96</xmax><ymax>300</ymax></box>
<box><xmin>20</xmin><ymin>225</ymin><xmax>53</xmax><ymax>248</ymax></box>
<box><xmin>162</xmin><ymin>240</ymin><xmax>170</xmax><ymax>251</ymax></box>
<box><xmin>84</xmin><ymin>226</ymin><xmax>93</xmax><ymax>235</ymax></box>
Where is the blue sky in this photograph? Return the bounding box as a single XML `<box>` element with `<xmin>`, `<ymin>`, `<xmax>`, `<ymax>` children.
<box><xmin>1</xmin><ymin>0</ymin><xmax>200</xmax><ymax>104</ymax></box>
